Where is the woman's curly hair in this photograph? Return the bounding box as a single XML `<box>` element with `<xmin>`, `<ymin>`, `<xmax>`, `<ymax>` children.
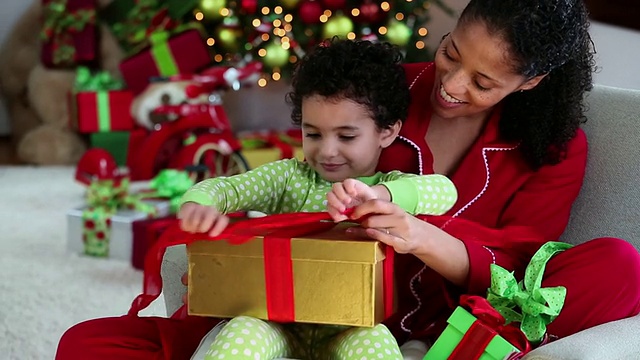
<box><xmin>460</xmin><ymin>0</ymin><xmax>596</xmax><ymax>169</ymax></box>
<box><xmin>286</xmin><ymin>39</ymin><xmax>410</xmax><ymax>130</ymax></box>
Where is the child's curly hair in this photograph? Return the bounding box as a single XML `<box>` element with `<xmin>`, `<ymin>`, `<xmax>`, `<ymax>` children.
<box><xmin>461</xmin><ymin>0</ymin><xmax>596</xmax><ymax>170</ymax></box>
<box><xmin>286</xmin><ymin>39</ymin><xmax>410</xmax><ymax>130</ymax></box>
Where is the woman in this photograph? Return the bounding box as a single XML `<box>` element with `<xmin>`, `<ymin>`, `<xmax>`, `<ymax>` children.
<box><xmin>56</xmin><ymin>0</ymin><xmax>640</xmax><ymax>358</ymax></box>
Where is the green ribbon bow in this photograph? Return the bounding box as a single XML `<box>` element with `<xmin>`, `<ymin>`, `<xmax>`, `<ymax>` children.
<box><xmin>147</xmin><ymin>169</ymin><xmax>194</xmax><ymax>213</ymax></box>
<box><xmin>74</xmin><ymin>67</ymin><xmax>125</xmax><ymax>92</ymax></box>
<box><xmin>41</xmin><ymin>0</ymin><xmax>96</xmax><ymax>65</ymax></box>
<box><xmin>82</xmin><ymin>178</ymin><xmax>158</xmax><ymax>257</ymax></box>
<box><xmin>487</xmin><ymin>241</ymin><xmax>573</xmax><ymax>343</ymax></box>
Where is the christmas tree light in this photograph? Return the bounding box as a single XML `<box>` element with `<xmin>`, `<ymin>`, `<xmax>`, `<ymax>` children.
<box><xmin>188</xmin><ymin>0</ymin><xmax>454</xmax><ymax>83</ymax></box>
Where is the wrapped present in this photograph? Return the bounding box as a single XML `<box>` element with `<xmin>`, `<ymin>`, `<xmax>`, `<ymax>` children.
<box><xmin>90</xmin><ymin>131</ymin><xmax>130</xmax><ymax>166</ymax></box>
<box><xmin>424</xmin><ymin>241</ymin><xmax>572</xmax><ymax>360</ymax></box>
<box><xmin>41</xmin><ymin>0</ymin><xmax>97</xmax><ymax>68</ymax></box>
<box><xmin>66</xmin><ymin>178</ymin><xmax>170</xmax><ymax>259</ymax></box>
<box><xmin>119</xmin><ymin>28</ymin><xmax>212</xmax><ymax>94</ymax></box>
<box><xmin>131</xmin><ymin>215</ymin><xmax>177</xmax><ymax>270</ymax></box>
<box><xmin>239</xmin><ymin>130</ymin><xmax>304</xmax><ymax>169</ymax></box>
<box><xmin>424</xmin><ymin>296</ymin><xmax>528</xmax><ymax>360</ymax></box>
<box><xmin>127</xmin><ymin>212</ymin><xmax>395</xmax><ymax>326</ymax></box>
<box><xmin>89</xmin><ymin>128</ymin><xmax>148</xmax><ymax>168</ymax></box>
<box><xmin>187</xmin><ymin>216</ymin><xmax>394</xmax><ymax>327</ymax></box>
<box><xmin>69</xmin><ymin>67</ymin><xmax>135</xmax><ymax>133</ymax></box>
<box><xmin>100</xmin><ymin>0</ymin><xmax>179</xmax><ymax>54</ymax></box>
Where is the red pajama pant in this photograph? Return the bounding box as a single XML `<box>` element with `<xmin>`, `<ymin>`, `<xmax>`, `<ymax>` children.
<box><xmin>55</xmin><ymin>238</ymin><xmax>640</xmax><ymax>360</ymax></box>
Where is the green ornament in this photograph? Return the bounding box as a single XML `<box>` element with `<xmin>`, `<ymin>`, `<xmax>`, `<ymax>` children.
<box><xmin>385</xmin><ymin>20</ymin><xmax>412</xmax><ymax>46</ymax></box>
<box><xmin>263</xmin><ymin>41</ymin><xmax>290</xmax><ymax>68</ymax></box>
<box><xmin>200</xmin><ymin>0</ymin><xmax>226</xmax><ymax>19</ymax></box>
<box><xmin>322</xmin><ymin>14</ymin><xmax>354</xmax><ymax>39</ymax></box>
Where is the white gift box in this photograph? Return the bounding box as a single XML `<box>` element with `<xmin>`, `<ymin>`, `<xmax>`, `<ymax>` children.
<box><xmin>66</xmin><ymin>199</ymin><xmax>170</xmax><ymax>262</ymax></box>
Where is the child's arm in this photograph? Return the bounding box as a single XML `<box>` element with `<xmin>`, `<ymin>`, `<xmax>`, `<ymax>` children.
<box><xmin>378</xmin><ymin>172</ymin><xmax>458</xmax><ymax>215</ymax></box>
<box><xmin>179</xmin><ymin>159</ymin><xmax>299</xmax><ymax>214</ymax></box>
<box><xmin>178</xmin><ymin>159</ymin><xmax>301</xmax><ymax>235</ymax></box>
<box><xmin>327</xmin><ymin>173</ymin><xmax>457</xmax><ymax>221</ymax></box>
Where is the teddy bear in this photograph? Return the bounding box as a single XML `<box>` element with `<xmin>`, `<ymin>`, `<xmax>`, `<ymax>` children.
<box><xmin>0</xmin><ymin>0</ymin><xmax>123</xmax><ymax>165</ymax></box>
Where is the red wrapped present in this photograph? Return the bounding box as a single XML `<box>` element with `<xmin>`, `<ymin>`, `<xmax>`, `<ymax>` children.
<box><xmin>70</xmin><ymin>91</ymin><xmax>135</xmax><ymax>133</ymax></box>
<box><xmin>131</xmin><ymin>215</ymin><xmax>177</xmax><ymax>270</ymax></box>
<box><xmin>69</xmin><ymin>67</ymin><xmax>135</xmax><ymax>133</ymax></box>
<box><xmin>41</xmin><ymin>0</ymin><xmax>98</xmax><ymax>68</ymax></box>
<box><xmin>119</xmin><ymin>28</ymin><xmax>212</xmax><ymax>94</ymax></box>
<box><xmin>130</xmin><ymin>212</ymin><xmax>249</xmax><ymax>270</ymax></box>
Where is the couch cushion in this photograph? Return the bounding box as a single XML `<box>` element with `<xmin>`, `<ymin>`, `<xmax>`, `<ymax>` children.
<box><xmin>561</xmin><ymin>85</ymin><xmax>640</xmax><ymax>250</ymax></box>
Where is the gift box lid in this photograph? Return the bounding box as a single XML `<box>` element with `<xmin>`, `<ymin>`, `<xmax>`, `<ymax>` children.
<box><xmin>188</xmin><ymin>223</ymin><xmax>385</xmax><ymax>264</ymax></box>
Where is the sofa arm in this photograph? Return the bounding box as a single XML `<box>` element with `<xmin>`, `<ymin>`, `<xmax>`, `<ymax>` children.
<box><xmin>523</xmin><ymin>314</ymin><xmax>640</xmax><ymax>360</ymax></box>
<box><xmin>161</xmin><ymin>244</ymin><xmax>187</xmax><ymax>317</ymax></box>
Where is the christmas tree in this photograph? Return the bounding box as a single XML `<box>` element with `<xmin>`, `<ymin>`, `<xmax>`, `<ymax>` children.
<box><xmin>102</xmin><ymin>0</ymin><xmax>455</xmax><ymax>86</ymax></box>
<box><xmin>193</xmin><ymin>0</ymin><xmax>454</xmax><ymax>85</ymax></box>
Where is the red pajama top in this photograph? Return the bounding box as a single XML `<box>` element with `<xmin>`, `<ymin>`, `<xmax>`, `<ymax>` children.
<box><xmin>376</xmin><ymin>62</ymin><xmax>588</xmax><ymax>341</ymax></box>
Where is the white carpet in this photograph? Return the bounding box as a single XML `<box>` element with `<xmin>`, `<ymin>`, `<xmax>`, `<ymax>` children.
<box><xmin>0</xmin><ymin>166</ymin><xmax>166</xmax><ymax>360</ymax></box>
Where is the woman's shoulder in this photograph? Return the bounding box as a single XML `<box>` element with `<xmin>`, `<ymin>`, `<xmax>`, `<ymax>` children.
<box><xmin>566</xmin><ymin>127</ymin><xmax>588</xmax><ymax>158</ymax></box>
<box><xmin>402</xmin><ymin>62</ymin><xmax>435</xmax><ymax>90</ymax></box>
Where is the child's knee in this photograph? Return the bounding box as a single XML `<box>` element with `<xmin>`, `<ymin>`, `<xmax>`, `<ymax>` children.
<box><xmin>205</xmin><ymin>317</ymin><xmax>292</xmax><ymax>360</ymax></box>
<box><xmin>331</xmin><ymin>324</ymin><xmax>402</xmax><ymax>359</ymax></box>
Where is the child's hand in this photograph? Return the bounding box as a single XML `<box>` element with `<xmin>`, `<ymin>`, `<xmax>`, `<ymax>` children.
<box><xmin>327</xmin><ymin>179</ymin><xmax>378</xmax><ymax>222</ymax></box>
<box><xmin>178</xmin><ymin>202</ymin><xmax>230</xmax><ymax>237</ymax></box>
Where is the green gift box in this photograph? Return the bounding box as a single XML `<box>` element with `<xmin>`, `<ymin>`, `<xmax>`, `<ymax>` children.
<box><xmin>90</xmin><ymin>131</ymin><xmax>130</xmax><ymax>166</ymax></box>
<box><xmin>424</xmin><ymin>305</ymin><xmax>521</xmax><ymax>360</ymax></box>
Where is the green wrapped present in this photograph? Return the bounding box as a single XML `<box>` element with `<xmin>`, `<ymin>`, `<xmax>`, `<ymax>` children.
<box><xmin>424</xmin><ymin>241</ymin><xmax>573</xmax><ymax>359</ymax></box>
<box><xmin>90</xmin><ymin>131</ymin><xmax>131</xmax><ymax>166</ymax></box>
<box><xmin>424</xmin><ymin>303</ymin><xmax>524</xmax><ymax>360</ymax></box>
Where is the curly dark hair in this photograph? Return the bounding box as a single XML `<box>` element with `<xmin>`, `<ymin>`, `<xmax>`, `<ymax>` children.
<box><xmin>286</xmin><ymin>39</ymin><xmax>410</xmax><ymax>130</ymax></box>
<box><xmin>460</xmin><ymin>0</ymin><xmax>596</xmax><ymax>169</ymax></box>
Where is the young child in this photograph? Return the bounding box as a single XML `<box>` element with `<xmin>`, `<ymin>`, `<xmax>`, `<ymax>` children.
<box><xmin>178</xmin><ymin>39</ymin><xmax>458</xmax><ymax>360</ymax></box>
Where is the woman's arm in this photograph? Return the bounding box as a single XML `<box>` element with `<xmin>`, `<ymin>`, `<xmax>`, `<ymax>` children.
<box><xmin>350</xmin><ymin>130</ymin><xmax>588</xmax><ymax>293</ymax></box>
<box><xmin>348</xmin><ymin>200</ymin><xmax>471</xmax><ymax>286</ymax></box>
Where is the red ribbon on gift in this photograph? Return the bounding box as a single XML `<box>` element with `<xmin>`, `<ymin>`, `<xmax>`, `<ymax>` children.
<box><xmin>128</xmin><ymin>212</ymin><xmax>395</xmax><ymax>323</ymax></box>
<box><xmin>448</xmin><ymin>295</ymin><xmax>531</xmax><ymax>360</ymax></box>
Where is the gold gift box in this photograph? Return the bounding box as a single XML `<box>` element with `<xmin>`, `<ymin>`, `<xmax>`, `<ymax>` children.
<box><xmin>240</xmin><ymin>147</ymin><xmax>305</xmax><ymax>169</ymax></box>
<box><xmin>187</xmin><ymin>224</ymin><xmax>389</xmax><ymax>327</ymax></box>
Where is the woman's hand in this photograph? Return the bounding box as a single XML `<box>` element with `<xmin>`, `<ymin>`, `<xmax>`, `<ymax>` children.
<box><xmin>327</xmin><ymin>179</ymin><xmax>384</xmax><ymax>222</ymax></box>
<box><xmin>347</xmin><ymin>199</ymin><xmax>470</xmax><ymax>286</ymax></box>
<box><xmin>345</xmin><ymin>199</ymin><xmax>432</xmax><ymax>254</ymax></box>
<box><xmin>178</xmin><ymin>202</ymin><xmax>230</xmax><ymax>236</ymax></box>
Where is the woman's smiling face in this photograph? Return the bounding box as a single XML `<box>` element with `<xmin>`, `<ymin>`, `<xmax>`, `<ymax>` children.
<box><xmin>431</xmin><ymin>21</ymin><xmax>544</xmax><ymax>120</ymax></box>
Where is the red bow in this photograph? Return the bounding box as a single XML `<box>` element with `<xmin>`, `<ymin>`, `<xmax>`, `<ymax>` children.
<box><xmin>449</xmin><ymin>295</ymin><xmax>531</xmax><ymax>360</ymax></box>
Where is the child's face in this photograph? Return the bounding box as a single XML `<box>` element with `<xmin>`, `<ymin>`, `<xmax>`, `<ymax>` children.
<box><xmin>301</xmin><ymin>95</ymin><xmax>399</xmax><ymax>182</ymax></box>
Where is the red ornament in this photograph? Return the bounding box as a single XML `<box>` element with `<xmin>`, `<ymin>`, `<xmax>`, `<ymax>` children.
<box><xmin>96</xmin><ymin>232</ymin><xmax>105</xmax><ymax>240</ymax></box>
<box><xmin>322</xmin><ymin>0</ymin><xmax>346</xmax><ymax>10</ymax></box>
<box><xmin>358</xmin><ymin>0</ymin><xmax>385</xmax><ymax>24</ymax></box>
<box><xmin>241</xmin><ymin>0</ymin><xmax>258</xmax><ymax>14</ymax></box>
<box><xmin>75</xmin><ymin>148</ymin><xmax>119</xmax><ymax>185</ymax></box>
<box><xmin>299</xmin><ymin>0</ymin><xmax>323</xmax><ymax>24</ymax></box>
